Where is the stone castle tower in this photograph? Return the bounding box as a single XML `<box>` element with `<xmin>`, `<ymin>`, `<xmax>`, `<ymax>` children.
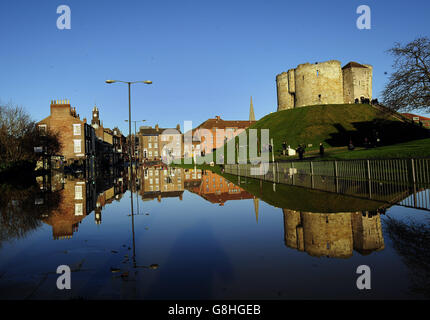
<box><xmin>276</xmin><ymin>60</ymin><xmax>373</xmax><ymax>111</ymax></box>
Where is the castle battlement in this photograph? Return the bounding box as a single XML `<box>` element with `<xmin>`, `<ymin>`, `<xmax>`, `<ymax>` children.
<box><xmin>276</xmin><ymin>60</ymin><xmax>373</xmax><ymax>111</ymax></box>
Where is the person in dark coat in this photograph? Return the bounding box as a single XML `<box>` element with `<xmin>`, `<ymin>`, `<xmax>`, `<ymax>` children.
<box><xmin>282</xmin><ymin>141</ymin><xmax>287</xmax><ymax>155</ymax></box>
<box><xmin>319</xmin><ymin>143</ymin><xmax>324</xmax><ymax>157</ymax></box>
<box><xmin>296</xmin><ymin>144</ymin><xmax>305</xmax><ymax>160</ymax></box>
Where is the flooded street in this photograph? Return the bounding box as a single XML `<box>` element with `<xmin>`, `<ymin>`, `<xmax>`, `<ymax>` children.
<box><xmin>0</xmin><ymin>165</ymin><xmax>429</xmax><ymax>300</ymax></box>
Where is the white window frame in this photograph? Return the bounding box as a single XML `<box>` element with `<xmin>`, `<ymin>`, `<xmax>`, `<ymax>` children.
<box><xmin>75</xmin><ymin>203</ymin><xmax>83</xmax><ymax>216</ymax></box>
<box><xmin>74</xmin><ymin>139</ymin><xmax>82</xmax><ymax>153</ymax></box>
<box><xmin>38</xmin><ymin>124</ymin><xmax>47</xmax><ymax>135</ymax></box>
<box><xmin>73</xmin><ymin>124</ymin><xmax>81</xmax><ymax>136</ymax></box>
<box><xmin>75</xmin><ymin>185</ymin><xmax>83</xmax><ymax>200</ymax></box>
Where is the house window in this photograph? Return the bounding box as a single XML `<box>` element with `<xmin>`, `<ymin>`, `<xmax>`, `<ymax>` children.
<box><xmin>149</xmin><ymin>143</ymin><xmax>152</xmax><ymax>148</ymax></box>
<box><xmin>75</xmin><ymin>185</ymin><xmax>83</xmax><ymax>200</ymax></box>
<box><xmin>74</xmin><ymin>140</ymin><xmax>82</xmax><ymax>153</ymax></box>
<box><xmin>38</xmin><ymin>125</ymin><xmax>47</xmax><ymax>135</ymax></box>
<box><xmin>154</xmin><ymin>151</ymin><xmax>158</xmax><ymax>157</ymax></box>
<box><xmin>75</xmin><ymin>203</ymin><xmax>83</xmax><ymax>216</ymax></box>
<box><xmin>73</xmin><ymin>124</ymin><xmax>81</xmax><ymax>136</ymax></box>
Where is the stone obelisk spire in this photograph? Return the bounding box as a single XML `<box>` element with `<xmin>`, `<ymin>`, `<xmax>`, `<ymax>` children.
<box><xmin>249</xmin><ymin>96</ymin><xmax>255</xmax><ymax>121</ymax></box>
<box><xmin>253</xmin><ymin>197</ymin><xmax>259</xmax><ymax>223</ymax></box>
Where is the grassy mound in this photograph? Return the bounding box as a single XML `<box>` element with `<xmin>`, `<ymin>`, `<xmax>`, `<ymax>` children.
<box><xmin>249</xmin><ymin>104</ymin><xmax>429</xmax><ymax>153</ymax></box>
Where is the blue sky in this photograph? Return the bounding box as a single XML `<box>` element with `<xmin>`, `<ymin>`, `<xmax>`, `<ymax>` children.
<box><xmin>1</xmin><ymin>0</ymin><xmax>429</xmax><ymax>134</ymax></box>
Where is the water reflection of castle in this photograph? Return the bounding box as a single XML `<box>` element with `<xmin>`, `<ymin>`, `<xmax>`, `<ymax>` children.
<box><xmin>283</xmin><ymin>209</ymin><xmax>385</xmax><ymax>258</ymax></box>
<box><xmin>37</xmin><ymin>171</ymin><xmax>127</xmax><ymax>240</ymax></box>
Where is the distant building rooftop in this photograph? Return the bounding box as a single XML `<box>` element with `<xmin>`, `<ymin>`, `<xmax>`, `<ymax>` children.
<box><xmin>342</xmin><ymin>61</ymin><xmax>369</xmax><ymax>69</ymax></box>
<box><xmin>195</xmin><ymin>116</ymin><xmax>255</xmax><ymax>130</ymax></box>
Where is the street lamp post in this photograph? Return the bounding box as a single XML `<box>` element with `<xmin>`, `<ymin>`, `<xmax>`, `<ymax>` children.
<box><xmin>105</xmin><ymin>80</ymin><xmax>151</xmax><ymax>184</ymax></box>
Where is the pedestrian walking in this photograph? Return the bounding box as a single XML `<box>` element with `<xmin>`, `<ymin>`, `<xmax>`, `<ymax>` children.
<box><xmin>319</xmin><ymin>143</ymin><xmax>324</xmax><ymax>157</ymax></box>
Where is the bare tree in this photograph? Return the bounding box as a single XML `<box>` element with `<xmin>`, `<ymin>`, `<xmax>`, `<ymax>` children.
<box><xmin>382</xmin><ymin>37</ymin><xmax>430</xmax><ymax>112</ymax></box>
<box><xmin>0</xmin><ymin>101</ymin><xmax>61</xmax><ymax>165</ymax></box>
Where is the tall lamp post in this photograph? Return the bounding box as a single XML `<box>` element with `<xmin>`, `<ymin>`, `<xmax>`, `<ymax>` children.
<box><xmin>105</xmin><ymin>80</ymin><xmax>152</xmax><ymax>184</ymax></box>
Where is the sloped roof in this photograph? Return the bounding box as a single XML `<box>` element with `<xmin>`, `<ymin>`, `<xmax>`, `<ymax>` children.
<box><xmin>139</xmin><ymin>127</ymin><xmax>182</xmax><ymax>135</ymax></box>
<box><xmin>195</xmin><ymin>117</ymin><xmax>255</xmax><ymax>130</ymax></box>
<box><xmin>402</xmin><ymin>113</ymin><xmax>430</xmax><ymax>121</ymax></box>
<box><xmin>342</xmin><ymin>62</ymin><xmax>368</xmax><ymax>69</ymax></box>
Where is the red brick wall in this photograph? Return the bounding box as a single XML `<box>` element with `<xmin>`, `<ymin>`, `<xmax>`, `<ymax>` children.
<box><xmin>38</xmin><ymin>103</ymin><xmax>85</xmax><ymax>161</ymax></box>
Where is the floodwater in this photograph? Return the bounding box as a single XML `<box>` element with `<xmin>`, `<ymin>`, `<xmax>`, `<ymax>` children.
<box><xmin>0</xmin><ymin>164</ymin><xmax>429</xmax><ymax>300</ymax></box>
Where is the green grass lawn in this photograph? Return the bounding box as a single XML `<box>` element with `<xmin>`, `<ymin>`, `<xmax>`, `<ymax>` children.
<box><xmin>323</xmin><ymin>137</ymin><xmax>430</xmax><ymax>160</ymax></box>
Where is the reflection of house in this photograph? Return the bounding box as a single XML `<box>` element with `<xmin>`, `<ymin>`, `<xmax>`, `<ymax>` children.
<box><xmin>40</xmin><ymin>171</ymin><xmax>127</xmax><ymax>238</ymax></box>
<box><xmin>187</xmin><ymin>170</ymin><xmax>253</xmax><ymax>206</ymax></box>
<box><xmin>41</xmin><ymin>177</ymin><xmax>94</xmax><ymax>240</ymax></box>
<box><xmin>138</xmin><ymin>165</ymin><xmax>184</xmax><ymax>201</ymax></box>
<box><xmin>282</xmin><ymin>209</ymin><xmax>385</xmax><ymax>258</ymax></box>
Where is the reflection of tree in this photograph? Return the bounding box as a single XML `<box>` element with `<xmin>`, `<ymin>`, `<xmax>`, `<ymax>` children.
<box><xmin>0</xmin><ymin>183</ymin><xmax>61</xmax><ymax>248</ymax></box>
<box><xmin>384</xmin><ymin>217</ymin><xmax>430</xmax><ymax>297</ymax></box>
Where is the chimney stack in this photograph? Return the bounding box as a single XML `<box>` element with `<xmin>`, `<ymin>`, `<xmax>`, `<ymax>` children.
<box><xmin>155</xmin><ymin>124</ymin><xmax>159</xmax><ymax>131</ymax></box>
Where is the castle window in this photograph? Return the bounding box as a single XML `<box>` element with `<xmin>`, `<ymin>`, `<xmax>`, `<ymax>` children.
<box><xmin>318</xmin><ymin>94</ymin><xmax>321</xmax><ymax>100</ymax></box>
